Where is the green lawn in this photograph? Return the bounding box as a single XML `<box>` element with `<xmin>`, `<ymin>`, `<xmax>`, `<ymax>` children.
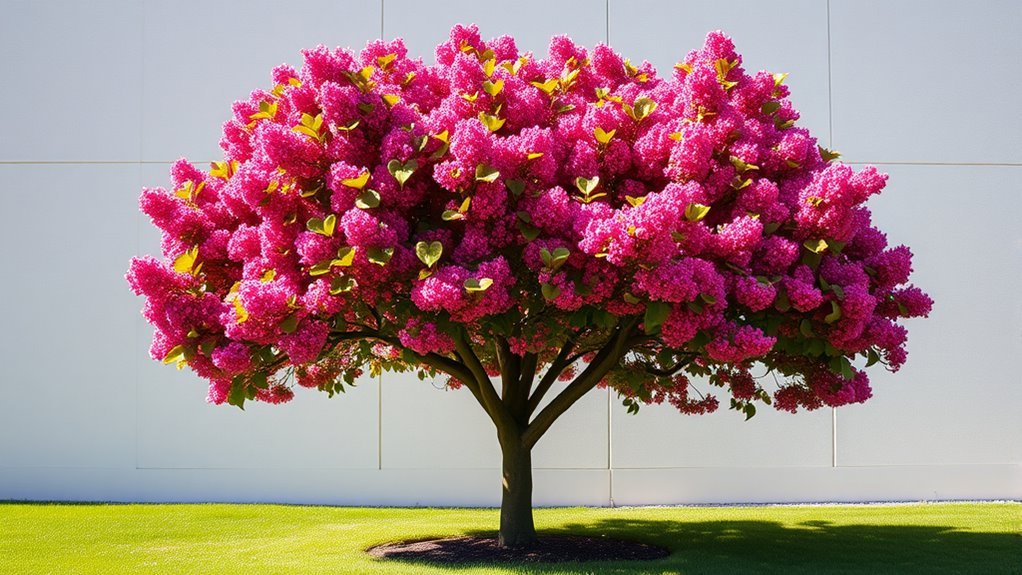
<box><xmin>0</xmin><ymin>502</ymin><xmax>1018</xmax><ymax>574</ymax></box>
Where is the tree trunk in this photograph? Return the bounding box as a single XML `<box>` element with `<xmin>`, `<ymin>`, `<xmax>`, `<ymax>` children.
<box><xmin>498</xmin><ymin>435</ymin><xmax>537</xmax><ymax>548</ymax></box>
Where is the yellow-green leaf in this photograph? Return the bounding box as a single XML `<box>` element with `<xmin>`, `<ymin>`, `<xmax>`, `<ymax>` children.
<box><xmin>478</xmin><ymin>112</ymin><xmax>505</xmax><ymax>133</ymax></box>
<box><xmin>442</xmin><ymin>210</ymin><xmax>464</xmax><ymax>221</ymax></box>
<box><xmin>684</xmin><ymin>203</ymin><xmax>711</xmax><ymax>222</ymax></box>
<box><xmin>382</xmin><ymin>93</ymin><xmax>400</xmax><ymax>107</ymax></box>
<box><xmin>594</xmin><ymin>127</ymin><xmax>616</xmax><ymax>145</ymax></box>
<box><xmin>773</xmin><ymin>72</ymin><xmax>789</xmax><ymax>87</ymax></box>
<box><xmin>173</xmin><ymin>246</ymin><xmax>200</xmax><ymax>276</ymax></box>
<box><xmin>415</xmin><ymin>241</ymin><xmax>443</xmax><ymax>268</ymax></box>
<box><xmin>367</xmin><ymin>247</ymin><xmax>393</xmax><ymax>266</ymax></box>
<box><xmin>387</xmin><ymin>159</ymin><xmax>417</xmax><ymax>188</ymax></box>
<box><xmin>334</xmin><ymin>246</ymin><xmax>356</xmax><ymax>267</ymax></box>
<box><xmin>355</xmin><ymin>189</ymin><xmax>381</xmax><ymax>209</ymax></box>
<box><xmin>526</xmin><ymin>152</ymin><xmax>544</xmax><ymax>160</ymax></box>
<box><xmin>575</xmin><ymin>176</ymin><xmax>600</xmax><ymax>195</ymax></box>
<box><xmin>530</xmin><ymin>78</ymin><xmax>559</xmax><ymax>95</ymax></box>
<box><xmin>804</xmin><ymin>238</ymin><xmax>829</xmax><ymax>254</ymax></box>
<box><xmin>819</xmin><ymin>146</ymin><xmax>841</xmax><ymax>162</ymax></box>
<box><xmin>309</xmin><ymin>261</ymin><xmax>333</xmax><ymax>276</ymax></box>
<box><xmin>340</xmin><ymin>172</ymin><xmax>370</xmax><ymax>190</ymax></box>
<box><xmin>329</xmin><ymin>276</ymin><xmax>356</xmax><ymax>295</ymax></box>
<box><xmin>260</xmin><ymin>269</ymin><xmax>276</xmax><ymax>283</ymax></box>
<box><xmin>482</xmin><ymin>58</ymin><xmax>496</xmax><ymax>77</ymax></box>
<box><xmin>376</xmin><ymin>53</ymin><xmax>397</xmax><ymax>70</ymax></box>
<box><xmin>464</xmin><ymin>277</ymin><xmax>493</xmax><ymax>292</ymax></box>
<box><xmin>482</xmin><ymin>79</ymin><xmax>504</xmax><ymax>96</ymax></box>
<box><xmin>475</xmin><ymin>164</ymin><xmax>500</xmax><ymax>183</ymax></box>
<box><xmin>625</xmin><ymin>195</ymin><xmax>646</xmax><ymax>207</ymax></box>
<box><xmin>162</xmin><ymin>344</ymin><xmax>188</xmax><ymax>365</ymax></box>
<box><xmin>624</xmin><ymin>97</ymin><xmax>657</xmax><ymax>122</ymax></box>
<box><xmin>825</xmin><ymin>300</ymin><xmax>842</xmax><ymax>324</ymax></box>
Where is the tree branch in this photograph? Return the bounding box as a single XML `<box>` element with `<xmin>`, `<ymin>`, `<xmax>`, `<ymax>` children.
<box><xmin>522</xmin><ymin>317</ymin><xmax>640</xmax><ymax>449</ymax></box>
<box><xmin>454</xmin><ymin>329</ymin><xmax>517</xmax><ymax>433</ymax></box>
<box><xmin>526</xmin><ymin>337</ymin><xmax>577</xmax><ymax>416</ymax></box>
<box><xmin>642</xmin><ymin>353</ymin><xmax>699</xmax><ymax>377</ymax></box>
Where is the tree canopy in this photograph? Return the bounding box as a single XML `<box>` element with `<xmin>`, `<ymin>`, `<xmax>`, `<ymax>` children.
<box><xmin>128</xmin><ymin>25</ymin><xmax>931</xmax><ymax>431</ymax></box>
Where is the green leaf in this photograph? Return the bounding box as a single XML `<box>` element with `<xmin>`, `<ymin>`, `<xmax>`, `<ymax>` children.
<box><xmin>761</xmin><ymin>101</ymin><xmax>781</xmax><ymax>115</ymax></box>
<box><xmin>415</xmin><ymin>241</ymin><xmax>443</xmax><ymax>268</ymax></box>
<box><xmin>541</xmin><ymin>282</ymin><xmax>561</xmax><ymax>301</ymax></box>
<box><xmin>340</xmin><ymin>172</ymin><xmax>370</xmax><ymax>189</ymax></box>
<box><xmin>518</xmin><ymin>221</ymin><xmax>540</xmax><ymax>241</ymax></box>
<box><xmin>799</xmin><ymin>319</ymin><xmax>815</xmax><ymax>338</ymax></box>
<box><xmin>306</xmin><ymin>214</ymin><xmax>336</xmax><ymax>237</ymax></box>
<box><xmin>625</xmin><ymin>97</ymin><xmax>657</xmax><ymax>122</ymax></box>
<box><xmin>830</xmin><ymin>356</ymin><xmax>854</xmax><ymax>380</ymax></box>
<box><xmin>355</xmin><ymin>189</ymin><xmax>381</xmax><ymax>209</ymax></box>
<box><xmin>309</xmin><ymin>261</ymin><xmax>333</xmax><ymax>276</ymax></box>
<box><xmin>367</xmin><ymin>247</ymin><xmax>393</xmax><ymax>266</ymax></box>
<box><xmin>464</xmin><ymin>278</ymin><xmax>493</xmax><ymax>292</ymax></box>
<box><xmin>506</xmin><ymin>179</ymin><xmax>525</xmax><ymax>197</ymax></box>
<box><xmin>442</xmin><ymin>210</ymin><xmax>465</xmax><ymax>221</ymax></box>
<box><xmin>574</xmin><ymin>176</ymin><xmax>600</xmax><ymax>196</ymax></box>
<box><xmin>227</xmin><ymin>376</ymin><xmax>246</xmax><ymax>410</ymax></box>
<box><xmin>475</xmin><ymin>164</ymin><xmax>500</xmax><ymax>183</ymax></box>
<box><xmin>644</xmin><ymin>301</ymin><xmax>671</xmax><ymax>335</ymax></box>
<box><xmin>804</xmin><ymin>238</ymin><xmax>829</xmax><ymax>253</ymax></box>
<box><xmin>824</xmin><ymin>300</ymin><xmax>842</xmax><ymax>324</ymax></box>
<box><xmin>623</xmin><ymin>293</ymin><xmax>641</xmax><ymax>305</ymax></box>
<box><xmin>684</xmin><ymin>203</ymin><xmax>711</xmax><ymax>222</ymax></box>
<box><xmin>819</xmin><ymin>146</ymin><xmax>841</xmax><ymax>162</ymax></box>
<box><xmin>334</xmin><ymin>246</ymin><xmax>356</xmax><ymax>267</ymax></box>
<box><xmin>387</xmin><ymin>158</ymin><xmax>417</xmax><ymax>188</ymax></box>
<box><xmin>743</xmin><ymin>403</ymin><xmax>757</xmax><ymax>421</ymax></box>
<box><xmin>594</xmin><ymin>127</ymin><xmax>616</xmax><ymax>145</ymax></box>
<box><xmin>162</xmin><ymin>345</ymin><xmax>188</xmax><ymax>365</ymax></box>
<box><xmin>279</xmin><ymin>314</ymin><xmax>299</xmax><ymax>334</ymax></box>
<box><xmin>866</xmin><ymin>348</ymin><xmax>881</xmax><ymax>367</ymax></box>
<box><xmin>249</xmin><ymin>371</ymin><xmax>268</xmax><ymax>390</ymax></box>
<box><xmin>329</xmin><ymin>276</ymin><xmax>356</xmax><ymax>294</ymax></box>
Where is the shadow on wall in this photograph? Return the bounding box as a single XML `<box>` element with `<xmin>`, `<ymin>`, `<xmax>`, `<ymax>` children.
<box><xmin>398</xmin><ymin>518</ymin><xmax>1021</xmax><ymax>574</ymax></box>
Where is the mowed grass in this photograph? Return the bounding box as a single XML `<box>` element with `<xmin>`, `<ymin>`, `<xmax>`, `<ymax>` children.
<box><xmin>0</xmin><ymin>502</ymin><xmax>1018</xmax><ymax>574</ymax></box>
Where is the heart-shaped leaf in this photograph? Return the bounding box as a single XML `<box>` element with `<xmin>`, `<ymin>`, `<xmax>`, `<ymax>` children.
<box><xmin>541</xmin><ymin>282</ymin><xmax>561</xmax><ymax>301</ymax></box>
<box><xmin>306</xmin><ymin>214</ymin><xmax>336</xmax><ymax>237</ymax></box>
<box><xmin>478</xmin><ymin>112</ymin><xmax>505</xmax><ymax>133</ymax></box>
<box><xmin>334</xmin><ymin>246</ymin><xmax>356</xmax><ymax>267</ymax></box>
<box><xmin>803</xmin><ymin>238</ymin><xmax>829</xmax><ymax>254</ymax></box>
<box><xmin>279</xmin><ymin>314</ymin><xmax>299</xmax><ymax>334</ymax></box>
<box><xmin>575</xmin><ymin>176</ymin><xmax>600</xmax><ymax>196</ymax></box>
<box><xmin>475</xmin><ymin>164</ymin><xmax>500</xmax><ymax>183</ymax></box>
<box><xmin>684</xmin><ymin>203</ymin><xmax>711</xmax><ymax>222</ymax></box>
<box><xmin>594</xmin><ymin>127</ymin><xmax>616</xmax><ymax>145</ymax></box>
<box><xmin>367</xmin><ymin>247</ymin><xmax>393</xmax><ymax>266</ymax></box>
<box><xmin>464</xmin><ymin>278</ymin><xmax>493</xmax><ymax>293</ymax></box>
<box><xmin>415</xmin><ymin>241</ymin><xmax>443</xmax><ymax>268</ymax></box>
<box><xmin>387</xmin><ymin>159</ymin><xmax>417</xmax><ymax>188</ymax></box>
<box><xmin>506</xmin><ymin>180</ymin><xmax>525</xmax><ymax>197</ymax></box>
<box><xmin>482</xmin><ymin>78</ymin><xmax>504</xmax><ymax>96</ymax></box>
<box><xmin>355</xmin><ymin>189</ymin><xmax>381</xmax><ymax>209</ymax></box>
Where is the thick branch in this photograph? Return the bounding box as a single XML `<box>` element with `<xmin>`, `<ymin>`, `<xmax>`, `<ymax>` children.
<box><xmin>522</xmin><ymin>317</ymin><xmax>640</xmax><ymax>449</ymax></box>
<box><xmin>454</xmin><ymin>330</ymin><xmax>518</xmax><ymax>434</ymax></box>
<box><xmin>526</xmin><ymin>338</ymin><xmax>577</xmax><ymax>416</ymax></box>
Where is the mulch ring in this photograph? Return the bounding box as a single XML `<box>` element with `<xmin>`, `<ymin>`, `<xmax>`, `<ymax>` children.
<box><xmin>367</xmin><ymin>535</ymin><xmax>670</xmax><ymax>564</ymax></box>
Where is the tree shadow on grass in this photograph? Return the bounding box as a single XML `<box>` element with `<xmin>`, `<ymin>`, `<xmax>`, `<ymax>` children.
<box><xmin>381</xmin><ymin>518</ymin><xmax>1021</xmax><ymax>574</ymax></box>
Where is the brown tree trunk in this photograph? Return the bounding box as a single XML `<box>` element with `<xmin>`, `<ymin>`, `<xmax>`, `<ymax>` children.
<box><xmin>498</xmin><ymin>434</ymin><xmax>536</xmax><ymax>548</ymax></box>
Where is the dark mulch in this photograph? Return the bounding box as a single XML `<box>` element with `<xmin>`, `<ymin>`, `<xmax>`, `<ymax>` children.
<box><xmin>367</xmin><ymin>535</ymin><xmax>670</xmax><ymax>564</ymax></box>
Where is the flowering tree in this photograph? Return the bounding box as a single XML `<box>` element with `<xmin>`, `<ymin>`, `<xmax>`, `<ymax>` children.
<box><xmin>127</xmin><ymin>26</ymin><xmax>931</xmax><ymax>547</ymax></box>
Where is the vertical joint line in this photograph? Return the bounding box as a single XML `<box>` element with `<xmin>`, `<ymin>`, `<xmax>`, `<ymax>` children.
<box><xmin>826</xmin><ymin>0</ymin><xmax>834</xmax><ymax>149</ymax></box>
<box><xmin>605</xmin><ymin>0</ymin><xmax>610</xmax><ymax>45</ymax></box>
<box><xmin>378</xmin><ymin>373</ymin><xmax>383</xmax><ymax>470</ymax></box>
<box><xmin>380</xmin><ymin>0</ymin><xmax>385</xmax><ymax>39</ymax></box>
<box><xmin>831</xmin><ymin>408</ymin><xmax>838</xmax><ymax>467</ymax></box>
<box><xmin>607</xmin><ymin>386</ymin><xmax>614</xmax><ymax>507</ymax></box>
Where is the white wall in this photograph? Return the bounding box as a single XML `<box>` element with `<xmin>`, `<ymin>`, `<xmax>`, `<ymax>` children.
<box><xmin>1</xmin><ymin>0</ymin><xmax>1019</xmax><ymax>505</ymax></box>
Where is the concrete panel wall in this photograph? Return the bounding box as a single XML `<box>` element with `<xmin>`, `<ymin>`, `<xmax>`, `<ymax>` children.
<box><xmin>1</xmin><ymin>0</ymin><xmax>1019</xmax><ymax>505</ymax></box>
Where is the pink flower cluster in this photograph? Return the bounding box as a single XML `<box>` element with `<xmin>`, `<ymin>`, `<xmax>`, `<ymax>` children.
<box><xmin>127</xmin><ymin>25</ymin><xmax>930</xmax><ymax>413</ymax></box>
